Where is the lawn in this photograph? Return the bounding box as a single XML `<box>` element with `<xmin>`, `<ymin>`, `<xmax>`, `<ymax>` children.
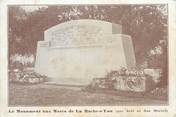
<box><xmin>9</xmin><ymin>83</ymin><xmax>167</xmax><ymax>106</ymax></box>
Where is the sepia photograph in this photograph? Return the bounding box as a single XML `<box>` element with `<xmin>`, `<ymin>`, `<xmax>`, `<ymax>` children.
<box><xmin>8</xmin><ymin>4</ymin><xmax>168</xmax><ymax>106</ymax></box>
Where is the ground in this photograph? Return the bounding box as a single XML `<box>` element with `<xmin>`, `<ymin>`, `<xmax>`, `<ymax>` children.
<box><xmin>9</xmin><ymin>83</ymin><xmax>167</xmax><ymax>106</ymax></box>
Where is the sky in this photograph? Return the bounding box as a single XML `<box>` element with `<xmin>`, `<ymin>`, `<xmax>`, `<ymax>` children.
<box><xmin>20</xmin><ymin>6</ymin><xmax>48</xmax><ymax>12</ymax></box>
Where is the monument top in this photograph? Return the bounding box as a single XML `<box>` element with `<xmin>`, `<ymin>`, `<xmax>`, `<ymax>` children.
<box><xmin>44</xmin><ymin>19</ymin><xmax>122</xmax><ymax>46</ymax></box>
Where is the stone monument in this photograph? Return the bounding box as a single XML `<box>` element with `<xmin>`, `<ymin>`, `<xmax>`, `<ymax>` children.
<box><xmin>35</xmin><ymin>19</ymin><xmax>136</xmax><ymax>85</ymax></box>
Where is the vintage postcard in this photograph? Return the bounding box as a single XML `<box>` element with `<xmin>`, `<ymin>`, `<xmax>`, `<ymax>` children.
<box><xmin>0</xmin><ymin>0</ymin><xmax>176</xmax><ymax>117</ymax></box>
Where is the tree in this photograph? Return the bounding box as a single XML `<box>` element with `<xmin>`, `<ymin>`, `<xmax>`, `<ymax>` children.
<box><xmin>8</xmin><ymin>6</ymin><xmax>27</xmax><ymax>55</ymax></box>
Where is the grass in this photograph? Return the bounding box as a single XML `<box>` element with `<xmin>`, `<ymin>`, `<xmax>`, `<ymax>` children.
<box><xmin>9</xmin><ymin>83</ymin><xmax>168</xmax><ymax>106</ymax></box>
